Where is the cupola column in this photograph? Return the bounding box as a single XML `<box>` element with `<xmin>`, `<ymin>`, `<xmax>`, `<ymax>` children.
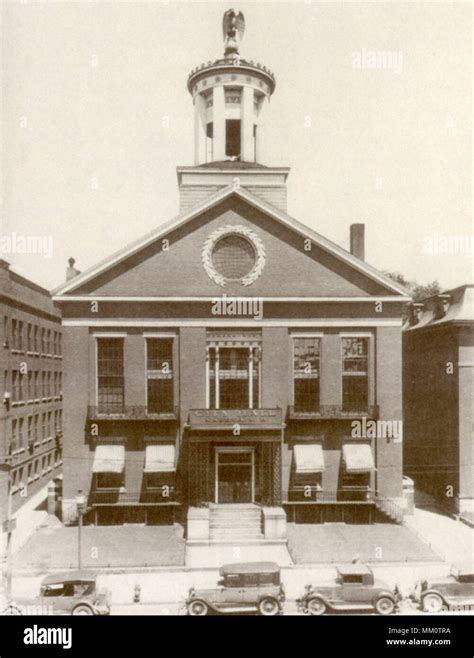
<box><xmin>194</xmin><ymin>93</ymin><xmax>207</xmax><ymax>166</ymax></box>
<box><xmin>241</xmin><ymin>86</ymin><xmax>255</xmax><ymax>163</ymax></box>
<box><xmin>213</xmin><ymin>86</ymin><xmax>226</xmax><ymax>162</ymax></box>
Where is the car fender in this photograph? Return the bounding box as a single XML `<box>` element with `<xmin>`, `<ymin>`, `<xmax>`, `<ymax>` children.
<box><xmin>372</xmin><ymin>590</ymin><xmax>396</xmax><ymax>605</ymax></box>
<box><xmin>257</xmin><ymin>593</ymin><xmax>281</xmax><ymax>608</ymax></box>
<box><xmin>421</xmin><ymin>588</ymin><xmax>447</xmax><ymax>605</ymax></box>
<box><xmin>302</xmin><ymin>590</ymin><xmax>332</xmax><ymax>609</ymax></box>
<box><xmin>188</xmin><ymin>596</ymin><xmax>220</xmax><ymax>613</ymax></box>
<box><xmin>72</xmin><ymin>602</ymin><xmax>94</xmax><ymax>614</ymax></box>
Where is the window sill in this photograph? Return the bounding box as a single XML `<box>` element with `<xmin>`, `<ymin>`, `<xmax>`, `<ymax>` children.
<box><xmin>11</xmin><ymin>401</ymin><xmax>25</xmax><ymax>407</ymax></box>
<box><xmin>11</xmin><ymin>349</ymin><xmax>25</xmax><ymax>355</ymax></box>
<box><xmin>53</xmin><ymin>355</ymin><xmax>62</xmax><ymax>360</ymax></box>
<box><xmin>12</xmin><ymin>448</ymin><xmax>25</xmax><ymax>456</ymax></box>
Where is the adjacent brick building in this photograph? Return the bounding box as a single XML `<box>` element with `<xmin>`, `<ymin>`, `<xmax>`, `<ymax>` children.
<box><xmin>53</xmin><ymin>12</ymin><xmax>410</xmax><ymax>533</ymax></box>
<box><xmin>0</xmin><ymin>259</ymin><xmax>63</xmax><ymax>545</ymax></box>
<box><xmin>403</xmin><ymin>285</ymin><xmax>474</xmax><ymax>519</ymax></box>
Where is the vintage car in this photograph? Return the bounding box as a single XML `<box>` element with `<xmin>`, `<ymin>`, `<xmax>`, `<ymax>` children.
<box><xmin>186</xmin><ymin>561</ymin><xmax>285</xmax><ymax>615</ymax></box>
<box><xmin>3</xmin><ymin>570</ymin><xmax>111</xmax><ymax>616</ymax></box>
<box><xmin>414</xmin><ymin>566</ymin><xmax>474</xmax><ymax>613</ymax></box>
<box><xmin>297</xmin><ymin>564</ymin><xmax>399</xmax><ymax>615</ymax></box>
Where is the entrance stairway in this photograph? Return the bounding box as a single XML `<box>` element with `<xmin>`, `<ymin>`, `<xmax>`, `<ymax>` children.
<box><xmin>209</xmin><ymin>504</ymin><xmax>263</xmax><ymax>541</ymax></box>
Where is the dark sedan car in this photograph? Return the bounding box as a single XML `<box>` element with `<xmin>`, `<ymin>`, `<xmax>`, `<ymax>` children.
<box><xmin>186</xmin><ymin>561</ymin><xmax>285</xmax><ymax>616</ymax></box>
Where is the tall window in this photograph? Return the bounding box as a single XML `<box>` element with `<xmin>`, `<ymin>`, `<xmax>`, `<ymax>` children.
<box><xmin>342</xmin><ymin>337</ymin><xmax>369</xmax><ymax>411</ymax></box>
<box><xmin>35</xmin><ymin>371</ymin><xmax>40</xmax><ymax>398</ymax></box>
<box><xmin>97</xmin><ymin>338</ymin><xmax>124</xmax><ymax>412</ymax></box>
<box><xmin>27</xmin><ymin>323</ymin><xmax>33</xmax><ymax>351</ymax></box>
<box><xmin>12</xmin><ymin>320</ymin><xmax>19</xmax><ymax>350</ymax></box>
<box><xmin>12</xmin><ymin>370</ymin><xmax>19</xmax><ymax>401</ymax></box>
<box><xmin>208</xmin><ymin>346</ymin><xmax>259</xmax><ymax>409</ymax></box>
<box><xmin>33</xmin><ymin>325</ymin><xmax>39</xmax><ymax>352</ymax></box>
<box><xmin>146</xmin><ymin>338</ymin><xmax>174</xmax><ymax>413</ymax></box>
<box><xmin>27</xmin><ymin>416</ymin><xmax>34</xmax><ymax>445</ymax></box>
<box><xmin>18</xmin><ymin>321</ymin><xmax>24</xmax><ymax>351</ymax></box>
<box><xmin>27</xmin><ymin>371</ymin><xmax>33</xmax><ymax>400</ymax></box>
<box><xmin>18</xmin><ymin>418</ymin><xmax>24</xmax><ymax>449</ymax></box>
<box><xmin>11</xmin><ymin>419</ymin><xmax>19</xmax><ymax>452</ymax></box>
<box><xmin>226</xmin><ymin>119</ymin><xmax>241</xmax><ymax>158</ymax></box>
<box><xmin>293</xmin><ymin>337</ymin><xmax>321</xmax><ymax>412</ymax></box>
<box><xmin>3</xmin><ymin>316</ymin><xmax>9</xmax><ymax>347</ymax></box>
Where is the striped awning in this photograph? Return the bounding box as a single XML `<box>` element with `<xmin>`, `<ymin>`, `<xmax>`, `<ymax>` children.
<box><xmin>144</xmin><ymin>444</ymin><xmax>176</xmax><ymax>473</ymax></box>
<box><xmin>92</xmin><ymin>444</ymin><xmax>125</xmax><ymax>473</ymax></box>
<box><xmin>342</xmin><ymin>443</ymin><xmax>375</xmax><ymax>473</ymax></box>
<box><xmin>294</xmin><ymin>444</ymin><xmax>325</xmax><ymax>474</ymax></box>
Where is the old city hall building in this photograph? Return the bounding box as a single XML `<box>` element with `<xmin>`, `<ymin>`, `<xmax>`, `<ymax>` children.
<box><xmin>54</xmin><ymin>11</ymin><xmax>410</xmax><ymax>541</ymax></box>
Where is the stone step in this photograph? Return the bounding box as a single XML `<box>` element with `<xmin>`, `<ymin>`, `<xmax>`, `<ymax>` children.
<box><xmin>209</xmin><ymin>528</ymin><xmax>263</xmax><ymax>539</ymax></box>
<box><xmin>209</xmin><ymin>514</ymin><xmax>261</xmax><ymax>521</ymax></box>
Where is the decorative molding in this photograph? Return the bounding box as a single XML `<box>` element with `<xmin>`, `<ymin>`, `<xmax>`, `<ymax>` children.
<box><xmin>62</xmin><ymin>319</ymin><xmax>404</xmax><ymax>327</ymax></box>
<box><xmin>201</xmin><ymin>224</ymin><xmax>266</xmax><ymax>287</ymax></box>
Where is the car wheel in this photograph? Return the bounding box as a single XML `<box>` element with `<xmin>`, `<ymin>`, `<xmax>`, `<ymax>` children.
<box><xmin>187</xmin><ymin>600</ymin><xmax>209</xmax><ymax>616</ymax></box>
<box><xmin>72</xmin><ymin>605</ymin><xmax>93</xmax><ymax>616</ymax></box>
<box><xmin>306</xmin><ymin>597</ymin><xmax>327</xmax><ymax>616</ymax></box>
<box><xmin>422</xmin><ymin>593</ymin><xmax>444</xmax><ymax>613</ymax></box>
<box><xmin>258</xmin><ymin>597</ymin><xmax>280</xmax><ymax>616</ymax></box>
<box><xmin>375</xmin><ymin>596</ymin><xmax>395</xmax><ymax>615</ymax></box>
<box><xmin>3</xmin><ymin>605</ymin><xmax>23</xmax><ymax>616</ymax></box>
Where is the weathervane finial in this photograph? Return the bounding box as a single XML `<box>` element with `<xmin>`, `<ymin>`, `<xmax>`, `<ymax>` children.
<box><xmin>222</xmin><ymin>8</ymin><xmax>245</xmax><ymax>58</ymax></box>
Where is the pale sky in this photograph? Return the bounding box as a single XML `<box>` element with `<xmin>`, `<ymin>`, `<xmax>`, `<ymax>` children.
<box><xmin>1</xmin><ymin>0</ymin><xmax>472</xmax><ymax>291</ymax></box>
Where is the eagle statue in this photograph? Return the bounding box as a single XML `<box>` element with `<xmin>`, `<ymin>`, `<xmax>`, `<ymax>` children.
<box><xmin>222</xmin><ymin>9</ymin><xmax>245</xmax><ymax>57</ymax></box>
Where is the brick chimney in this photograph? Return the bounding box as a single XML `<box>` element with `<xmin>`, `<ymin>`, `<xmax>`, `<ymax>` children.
<box><xmin>66</xmin><ymin>257</ymin><xmax>80</xmax><ymax>282</ymax></box>
<box><xmin>350</xmin><ymin>224</ymin><xmax>365</xmax><ymax>261</ymax></box>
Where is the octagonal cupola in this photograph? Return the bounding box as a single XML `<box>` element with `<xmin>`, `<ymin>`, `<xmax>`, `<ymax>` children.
<box><xmin>187</xmin><ymin>9</ymin><xmax>276</xmax><ymax>165</ymax></box>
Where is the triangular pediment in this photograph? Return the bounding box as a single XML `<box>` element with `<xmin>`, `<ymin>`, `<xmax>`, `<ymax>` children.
<box><xmin>54</xmin><ymin>186</ymin><xmax>409</xmax><ymax>300</ymax></box>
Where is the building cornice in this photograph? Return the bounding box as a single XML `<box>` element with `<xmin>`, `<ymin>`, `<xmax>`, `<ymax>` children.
<box><xmin>61</xmin><ymin>318</ymin><xmax>403</xmax><ymax>328</ymax></box>
<box><xmin>53</xmin><ymin>295</ymin><xmax>410</xmax><ymax>303</ymax></box>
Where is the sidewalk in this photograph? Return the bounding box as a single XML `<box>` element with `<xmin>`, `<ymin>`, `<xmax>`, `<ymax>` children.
<box><xmin>404</xmin><ymin>501</ymin><xmax>473</xmax><ymax>568</ymax></box>
<box><xmin>12</xmin><ymin>524</ymin><xmax>185</xmax><ymax>571</ymax></box>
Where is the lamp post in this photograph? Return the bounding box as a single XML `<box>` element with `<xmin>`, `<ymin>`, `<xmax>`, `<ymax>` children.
<box><xmin>75</xmin><ymin>489</ymin><xmax>86</xmax><ymax>570</ymax></box>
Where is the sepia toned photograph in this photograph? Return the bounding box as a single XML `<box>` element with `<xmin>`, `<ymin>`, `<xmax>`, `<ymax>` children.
<box><xmin>0</xmin><ymin>0</ymin><xmax>472</xmax><ymax>655</ymax></box>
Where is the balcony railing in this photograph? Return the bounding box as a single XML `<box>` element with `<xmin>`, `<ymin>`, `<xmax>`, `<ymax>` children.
<box><xmin>284</xmin><ymin>488</ymin><xmax>404</xmax><ymax>523</ymax></box>
<box><xmin>88</xmin><ymin>488</ymin><xmax>181</xmax><ymax>506</ymax></box>
<box><xmin>87</xmin><ymin>405</ymin><xmax>179</xmax><ymax>421</ymax></box>
<box><xmin>288</xmin><ymin>405</ymin><xmax>379</xmax><ymax>420</ymax></box>
<box><xmin>286</xmin><ymin>487</ymin><xmax>375</xmax><ymax>504</ymax></box>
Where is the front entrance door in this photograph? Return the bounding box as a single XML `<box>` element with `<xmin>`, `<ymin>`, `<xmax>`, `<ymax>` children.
<box><xmin>215</xmin><ymin>448</ymin><xmax>254</xmax><ymax>503</ymax></box>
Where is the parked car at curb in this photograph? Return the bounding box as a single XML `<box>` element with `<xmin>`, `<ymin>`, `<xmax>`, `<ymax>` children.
<box><xmin>297</xmin><ymin>564</ymin><xmax>399</xmax><ymax>615</ymax></box>
<box><xmin>413</xmin><ymin>566</ymin><xmax>474</xmax><ymax>613</ymax></box>
<box><xmin>186</xmin><ymin>561</ymin><xmax>285</xmax><ymax>616</ymax></box>
<box><xmin>3</xmin><ymin>570</ymin><xmax>111</xmax><ymax>616</ymax></box>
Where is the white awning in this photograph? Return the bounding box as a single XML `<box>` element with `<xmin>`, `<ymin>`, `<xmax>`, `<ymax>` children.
<box><xmin>342</xmin><ymin>443</ymin><xmax>375</xmax><ymax>473</ymax></box>
<box><xmin>92</xmin><ymin>444</ymin><xmax>125</xmax><ymax>473</ymax></box>
<box><xmin>294</xmin><ymin>443</ymin><xmax>325</xmax><ymax>474</ymax></box>
<box><xmin>144</xmin><ymin>444</ymin><xmax>176</xmax><ymax>473</ymax></box>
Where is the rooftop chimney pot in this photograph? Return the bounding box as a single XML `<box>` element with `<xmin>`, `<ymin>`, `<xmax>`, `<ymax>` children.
<box><xmin>350</xmin><ymin>224</ymin><xmax>365</xmax><ymax>261</ymax></box>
